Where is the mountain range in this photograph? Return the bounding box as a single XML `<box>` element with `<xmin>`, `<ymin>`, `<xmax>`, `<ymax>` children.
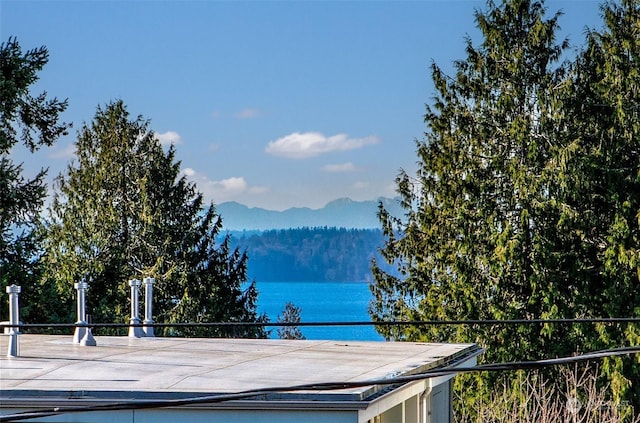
<box><xmin>216</xmin><ymin>197</ymin><xmax>404</xmax><ymax>230</ymax></box>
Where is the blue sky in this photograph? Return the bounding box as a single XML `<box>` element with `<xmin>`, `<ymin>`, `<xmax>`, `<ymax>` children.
<box><xmin>3</xmin><ymin>0</ymin><xmax>603</xmax><ymax>210</ymax></box>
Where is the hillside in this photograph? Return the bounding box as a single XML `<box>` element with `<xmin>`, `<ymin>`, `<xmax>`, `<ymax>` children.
<box><xmin>228</xmin><ymin>227</ymin><xmax>396</xmax><ymax>282</ymax></box>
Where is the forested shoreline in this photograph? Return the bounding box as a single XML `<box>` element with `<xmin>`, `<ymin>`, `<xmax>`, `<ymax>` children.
<box><xmin>227</xmin><ymin>227</ymin><xmax>392</xmax><ymax>282</ymax></box>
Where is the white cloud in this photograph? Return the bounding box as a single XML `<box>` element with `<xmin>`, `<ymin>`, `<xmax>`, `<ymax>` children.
<box><xmin>215</xmin><ymin>176</ymin><xmax>248</xmax><ymax>193</ymax></box>
<box><xmin>180</xmin><ymin>168</ymin><xmax>268</xmax><ymax>203</ymax></box>
<box><xmin>156</xmin><ymin>131</ymin><xmax>182</xmax><ymax>146</ymax></box>
<box><xmin>234</xmin><ymin>108</ymin><xmax>262</xmax><ymax>119</ymax></box>
<box><xmin>48</xmin><ymin>143</ymin><xmax>76</xmax><ymax>160</ymax></box>
<box><xmin>265</xmin><ymin>132</ymin><xmax>378</xmax><ymax>159</ymax></box>
<box><xmin>322</xmin><ymin>162</ymin><xmax>357</xmax><ymax>173</ymax></box>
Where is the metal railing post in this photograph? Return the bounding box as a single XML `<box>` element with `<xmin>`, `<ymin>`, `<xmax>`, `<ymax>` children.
<box><xmin>142</xmin><ymin>277</ymin><xmax>155</xmax><ymax>337</ymax></box>
<box><xmin>6</xmin><ymin>284</ymin><xmax>21</xmax><ymax>357</ymax></box>
<box><xmin>128</xmin><ymin>279</ymin><xmax>144</xmax><ymax>337</ymax></box>
<box><xmin>73</xmin><ymin>281</ymin><xmax>88</xmax><ymax>344</ymax></box>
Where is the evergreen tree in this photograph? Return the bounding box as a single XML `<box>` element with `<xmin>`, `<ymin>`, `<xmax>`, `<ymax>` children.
<box><xmin>44</xmin><ymin>100</ymin><xmax>266</xmax><ymax>337</ymax></box>
<box><xmin>371</xmin><ymin>0</ymin><xmax>640</xmax><ymax>408</ymax></box>
<box><xmin>277</xmin><ymin>302</ymin><xmax>305</xmax><ymax>340</ymax></box>
<box><xmin>553</xmin><ymin>0</ymin><xmax>640</xmax><ymax>403</ymax></box>
<box><xmin>372</xmin><ymin>0</ymin><xmax>567</xmax><ymax>357</ymax></box>
<box><xmin>0</xmin><ymin>37</ymin><xmax>70</xmax><ymax>322</ymax></box>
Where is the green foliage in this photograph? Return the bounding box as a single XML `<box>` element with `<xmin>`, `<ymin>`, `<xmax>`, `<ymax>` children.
<box><xmin>371</xmin><ymin>0</ymin><xmax>640</xmax><ymax>409</ymax></box>
<box><xmin>552</xmin><ymin>0</ymin><xmax>640</xmax><ymax>405</ymax></box>
<box><xmin>0</xmin><ymin>37</ymin><xmax>70</xmax><ymax>323</ymax></box>
<box><xmin>43</xmin><ymin>100</ymin><xmax>266</xmax><ymax>338</ymax></box>
<box><xmin>277</xmin><ymin>302</ymin><xmax>306</xmax><ymax>340</ymax></box>
<box><xmin>373</xmin><ymin>0</ymin><xmax>568</xmax><ymax>356</ymax></box>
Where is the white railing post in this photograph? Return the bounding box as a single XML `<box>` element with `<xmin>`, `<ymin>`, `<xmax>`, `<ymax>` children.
<box><xmin>128</xmin><ymin>279</ymin><xmax>144</xmax><ymax>337</ymax></box>
<box><xmin>73</xmin><ymin>281</ymin><xmax>88</xmax><ymax>344</ymax></box>
<box><xmin>6</xmin><ymin>284</ymin><xmax>21</xmax><ymax>357</ymax></box>
<box><xmin>142</xmin><ymin>277</ymin><xmax>155</xmax><ymax>337</ymax></box>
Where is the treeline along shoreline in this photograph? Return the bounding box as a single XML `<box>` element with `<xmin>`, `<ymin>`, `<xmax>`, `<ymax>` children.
<box><xmin>226</xmin><ymin>227</ymin><xmax>394</xmax><ymax>282</ymax></box>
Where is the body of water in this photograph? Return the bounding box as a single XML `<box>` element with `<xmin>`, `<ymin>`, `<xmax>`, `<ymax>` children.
<box><xmin>254</xmin><ymin>281</ymin><xmax>384</xmax><ymax>341</ymax></box>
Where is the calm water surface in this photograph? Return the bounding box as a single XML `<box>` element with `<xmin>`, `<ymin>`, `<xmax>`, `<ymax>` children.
<box><xmin>254</xmin><ymin>281</ymin><xmax>384</xmax><ymax>341</ymax></box>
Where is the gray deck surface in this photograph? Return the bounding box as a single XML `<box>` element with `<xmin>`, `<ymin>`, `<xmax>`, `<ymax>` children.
<box><xmin>0</xmin><ymin>335</ymin><xmax>476</xmax><ymax>401</ymax></box>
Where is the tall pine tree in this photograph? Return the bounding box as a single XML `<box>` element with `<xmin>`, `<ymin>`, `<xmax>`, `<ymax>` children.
<box><xmin>371</xmin><ymin>0</ymin><xmax>640</xmax><ymax>408</ymax></box>
<box><xmin>553</xmin><ymin>0</ymin><xmax>640</xmax><ymax>404</ymax></box>
<box><xmin>0</xmin><ymin>37</ymin><xmax>70</xmax><ymax>322</ymax></box>
<box><xmin>372</xmin><ymin>0</ymin><xmax>567</xmax><ymax>359</ymax></box>
<box><xmin>44</xmin><ymin>100</ymin><xmax>266</xmax><ymax>337</ymax></box>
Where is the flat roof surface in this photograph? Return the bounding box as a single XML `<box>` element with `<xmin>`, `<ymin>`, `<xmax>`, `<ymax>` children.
<box><xmin>0</xmin><ymin>335</ymin><xmax>477</xmax><ymax>402</ymax></box>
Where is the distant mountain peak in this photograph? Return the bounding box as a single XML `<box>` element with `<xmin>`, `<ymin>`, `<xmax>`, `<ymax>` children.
<box><xmin>326</xmin><ymin>197</ymin><xmax>354</xmax><ymax>205</ymax></box>
<box><xmin>217</xmin><ymin>197</ymin><xmax>402</xmax><ymax>230</ymax></box>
